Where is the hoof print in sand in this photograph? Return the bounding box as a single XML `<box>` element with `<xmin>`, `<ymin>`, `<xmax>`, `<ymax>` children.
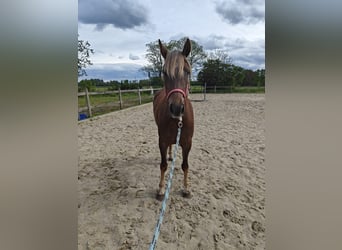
<box><xmin>182</xmin><ymin>190</ymin><xmax>192</xmax><ymax>198</ymax></box>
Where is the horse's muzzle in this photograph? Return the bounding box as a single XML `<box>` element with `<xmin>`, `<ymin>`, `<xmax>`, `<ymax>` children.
<box><xmin>169</xmin><ymin>103</ymin><xmax>184</xmax><ymax>118</ymax></box>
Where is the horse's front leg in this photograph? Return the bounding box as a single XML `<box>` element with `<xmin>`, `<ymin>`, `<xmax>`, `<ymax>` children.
<box><xmin>181</xmin><ymin>141</ymin><xmax>192</xmax><ymax>198</ymax></box>
<box><xmin>157</xmin><ymin>140</ymin><xmax>168</xmax><ymax>201</ymax></box>
<box><xmin>167</xmin><ymin>145</ymin><xmax>173</xmax><ymax>161</ymax></box>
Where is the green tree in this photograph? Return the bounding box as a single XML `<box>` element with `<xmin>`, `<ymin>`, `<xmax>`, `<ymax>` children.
<box><xmin>231</xmin><ymin>65</ymin><xmax>245</xmax><ymax>87</ymax></box>
<box><xmin>255</xmin><ymin>69</ymin><xmax>265</xmax><ymax>87</ymax></box>
<box><xmin>78</xmin><ymin>38</ymin><xmax>94</xmax><ymax>77</ymax></box>
<box><xmin>78</xmin><ymin>79</ymin><xmax>96</xmax><ymax>92</ymax></box>
<box><xmin>197</xmin><ymin>59</ymin><xmax>234</xmax><ymax>86</ymax></box>
<box><xmin>242</xmin><ymin>70</ymin><xmax>258</xmax><ymax>86</ymax></box>
<box><xmin>198</xmin><ymin>58</ymin><xmax>265</xmax><ymax>88</ymax></box>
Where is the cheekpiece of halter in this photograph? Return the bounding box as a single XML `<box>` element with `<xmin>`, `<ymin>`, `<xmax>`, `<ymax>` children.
<box><xmin>166</xmin><ymin>88</ymin><xmax>188</xmax><ymax>100</ymax></box>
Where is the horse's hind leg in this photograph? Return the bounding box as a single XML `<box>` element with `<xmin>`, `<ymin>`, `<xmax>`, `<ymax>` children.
<box><xmin>181</xmin><ymin>141</ymin><xmax>192</xmax><ymax>198</ymax></box>
<box><xmin>167</xmin><ymin>145</ymin><xmax>173</xmax><ymax>161</ymax></box>
<box><xmin>157</xmin><ymin>141</ymin><xmax>168</xmax><ymax>201</ymax></box>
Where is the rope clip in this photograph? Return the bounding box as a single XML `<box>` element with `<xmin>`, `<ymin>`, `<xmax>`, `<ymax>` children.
<box><xmin>178</xmin><ymin>117</ymin><xmax>183</xmax><ymax>128</ymax></box>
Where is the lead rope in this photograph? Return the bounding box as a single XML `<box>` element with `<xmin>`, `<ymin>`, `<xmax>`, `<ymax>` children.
<box><xmin>149</xmin><ymin>117</ymin><xmax>183</xmax><ymax>250</ymax></box>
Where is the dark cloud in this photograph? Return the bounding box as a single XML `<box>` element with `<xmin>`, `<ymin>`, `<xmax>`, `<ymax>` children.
<box><xmin>232</xmin><ymin>52</ymin><xmax>265</xmax><ymax>70</ymax></box>
<box><xmin>224</xmin><ymin>38</ymin><xmax>264</xmax><ymax>52</ymax></box>
<box><xmin>224</xmin><ymin>38</ymin><xmax>247</xmax><ymax>51</ymax></box>
<box><xmin>197</xmin><ymin>35</ymin><xmax>265</xmax><ymax>70</ymax></box>
<box><xmin>216</xmin><ymin>7</ymin><xmax>244</xmax><ymax>25</ymax></box>
<box><xmin>250</xmin><ymin>7</ymin><xmax>264</xmax><ymax>20</ymax></box>
<box><xmin>78</xmin><ymin>0</ymin><xmax>149</xmax><ymax>30</ymax></box>
<box><xmin>229</xmin><ymin>39</ymin><xmax>265</xmax><ymax>70</ymax></box>
<box><xmin>191</xmin><ymin>34</ymin><xmax>264</xmax><ymax>70</ymax></box>
<box><xmin>215</xmin><ymin>0</ymin><xmax>264</xmax><ymax>25</ymax></box>
<box><xmin>194</xmin><ymin>35</ymin><xmax>226</xmax><ymax>50</ymax></box>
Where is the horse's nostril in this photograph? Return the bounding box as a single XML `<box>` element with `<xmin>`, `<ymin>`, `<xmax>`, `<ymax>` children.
<box><xmin>169</xmin><ymin>103</ymin><xmax>183</xmax><ymax>117</ymax></box>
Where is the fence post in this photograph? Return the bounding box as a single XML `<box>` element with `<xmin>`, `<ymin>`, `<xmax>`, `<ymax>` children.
<box><xmin>204</xmin><ymin>83</ymin><xmax>207</xmax><ymax>101</ymax></box>
<box><xmin>214</xmin><ymin>85</ymin><xmax>216</xmax><ymax>93</ymax></box>
<box><xmin>119</xmin><ymin>88</ymin><xmax>123</xmax><ymax>109</ymax></box>
<box><xmin>85</xmin><ymin>87</ymin><xmax>92</xmax><ymax>117</ymax></box>
<box><xmin>138</xmin><ymin>88</ymin><xmax>142</xmax><ymax>105</ymax></box>
<box><xmin>150</xmin><ymin>86</ymin><xmax>154</xmax><ymax>95</ymax></box>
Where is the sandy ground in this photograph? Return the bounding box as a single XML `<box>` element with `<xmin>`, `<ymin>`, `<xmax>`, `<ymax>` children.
<box><xmin>78</xmin><ymin>94</ymin><xmax>265</xmax><ymax>250</ymax></box>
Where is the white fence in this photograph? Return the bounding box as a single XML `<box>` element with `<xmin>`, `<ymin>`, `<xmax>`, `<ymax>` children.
<box><xmin>78</xmin><ymin>87</ymin><xmax>162</xmax><ymax>119</ymax></box>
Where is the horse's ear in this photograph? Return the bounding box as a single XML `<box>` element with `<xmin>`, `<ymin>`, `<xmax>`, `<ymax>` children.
<box><xmin>182</xmin><ymin>38</ymin><xmax>191</xmax><ymax>57</ymax></box>
<box><xmin>158</xmin><ymin>39</ymin><xmax>168</xmax><ymax>59</ymax></box>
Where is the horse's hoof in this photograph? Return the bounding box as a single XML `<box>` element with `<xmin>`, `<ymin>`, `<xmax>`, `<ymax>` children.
<box><xmin>156</xmin><ymin>193</ymin><xmax>165</xmax><ymax>201</ymax></box>
<box><xmin>182</xmin><ymin>190</ymin><xmax>192</xmax><ymax>198</ymax></box>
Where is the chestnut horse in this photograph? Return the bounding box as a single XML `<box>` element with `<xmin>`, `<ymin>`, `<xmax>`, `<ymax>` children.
<box><xmin>153</xmin><ymin>38</ymin><xmax>194</xmax><ymax>200</ymax></box>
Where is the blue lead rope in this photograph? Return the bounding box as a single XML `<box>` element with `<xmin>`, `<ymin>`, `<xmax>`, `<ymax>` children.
<box><xmin>149</xmin><ymin>124</ymin><xmax>182</xmax><ymax>250</ymax></box>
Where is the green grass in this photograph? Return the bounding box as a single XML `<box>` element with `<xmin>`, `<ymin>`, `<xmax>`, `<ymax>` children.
<box><xmin>94</xmin><ymin>86</ymin><xmax>109</xmax><ymax>92</ymax></box>
<box><xmin>190</xmin><ymin>85</ymin><xmax>204</xmax><ymax>93</ymax></box>
<box><xmin>78</xmin><ymin>91</ymin><xmax>155</xmax><ymax>117</ymax></box>
<box><xmin>232</xmin><ymin>86</ymin><xmax>265</xmax><ymax>93</ymax></box>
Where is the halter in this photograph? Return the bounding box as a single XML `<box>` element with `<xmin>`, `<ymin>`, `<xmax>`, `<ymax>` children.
<box><xmin>166</xmin><ymin>86</ymin><xmax>189</xmax><ymax>100</ymax></box>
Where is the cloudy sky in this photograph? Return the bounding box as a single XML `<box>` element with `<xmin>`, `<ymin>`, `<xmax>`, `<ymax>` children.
<box><xmin>78</xmin><ymin>0</ymin><xmax>265</xmax><ymax>81</ymax></box>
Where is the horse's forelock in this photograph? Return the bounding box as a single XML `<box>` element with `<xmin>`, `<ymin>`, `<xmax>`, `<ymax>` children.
<box><xmin>163</xmin><ymin>51</ymin><xmax>190</xmax><ymax>79</ymax></box>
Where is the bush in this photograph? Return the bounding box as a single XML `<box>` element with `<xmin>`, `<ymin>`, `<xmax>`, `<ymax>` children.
<box><xmin>150</xmin><ymin>77</ymin><xmax>163</xmax><ymax>87</ymax></box>
<box><xmin>78</xmin><ymin>80</ymin><xmax>96</xmax><ymax>92</ymax></box>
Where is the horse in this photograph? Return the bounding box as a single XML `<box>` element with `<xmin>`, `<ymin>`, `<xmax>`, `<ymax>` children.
<box><xmin>153</xmin><ymin>38</ymin><xmax>194</xmax><ymax>200</ymax></box>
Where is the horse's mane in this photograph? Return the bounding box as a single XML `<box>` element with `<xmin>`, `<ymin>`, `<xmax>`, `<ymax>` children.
<box><xmin>163</xmin><ymin>50</ymin><xmax>191</xmax><ymax>80</ymax></box>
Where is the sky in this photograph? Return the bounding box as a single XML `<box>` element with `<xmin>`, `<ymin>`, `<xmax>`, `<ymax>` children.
<box><xmin>78</xmin><ymin>0</ymin><xmax>265</xmax><ymax>81</ymax></box>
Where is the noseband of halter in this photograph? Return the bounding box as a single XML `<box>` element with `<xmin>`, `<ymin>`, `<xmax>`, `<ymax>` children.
<box><xmin>166</xmin><ymin>88</ymin><xmax>188</xmax><ymax>100</ymax></box>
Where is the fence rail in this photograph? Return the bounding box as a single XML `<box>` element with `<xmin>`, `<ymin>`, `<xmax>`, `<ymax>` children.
<box><xmin>78</xmin><ymin>87</ymin><xmax>162</xmax><ymax>120</ymax></box>
<box><xmin>78</xmin><ymin>85</ymin><xmax>264</xmax><ymax>120</ymax></box>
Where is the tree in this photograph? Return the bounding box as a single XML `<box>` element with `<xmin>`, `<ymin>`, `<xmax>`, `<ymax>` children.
<box><xmin>255</xmin><ymin>69</ymin><xmax>265</xmax><ymax>87</ymax></box>
<box><xmin>208</xmin><ymin>49</ymin><xmax>232</xmax><ymax>64</ymax></box>
<box><xmin>198</xmin><ymin>56</ymin><xmax>265</xmax><ymax>88</ymax></box>
<box><xmin>197</xmin><ymin>59</ymin><xmax>233</xmax><ymax>86</ymax></box>
<box><xmin>78</xmin><ymin>79</ymin><xmax>95</xmax><ymax>92</ymax></box>
<box><xmin>143</xmin><ymin>37</ymin><xmax>207</xmax><ymax>78</ymax></box>
<box><xmin>242</xmin><ymin>70</ymin><xmax>258</xmax><ymax>86</ymax></box>
<box><xmin>143</xmin><ymin>40</ymin><xmax>169</xmax><ymax>78</ymax></box>
<box><xmin>231</xmin><ymin>65</ymin><xmax>245</xmax><ymax>87</ymax></box>
<box><xmin>78</xmin><ymin>38</ymin><xmax>94</xmax><ymax>77</ymax></box>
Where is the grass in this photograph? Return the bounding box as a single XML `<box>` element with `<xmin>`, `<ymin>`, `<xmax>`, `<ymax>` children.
<box><xmin>78</xmin><ymin>91</ymin><xmax>155</xmax><ymax>117</ymax></box>
<box><xmin>232</xmin><ymin>86</ymin><xmax>265</xmax><ymax>93</ymax></box>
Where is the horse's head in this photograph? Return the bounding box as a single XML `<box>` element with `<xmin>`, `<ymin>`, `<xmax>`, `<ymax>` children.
<box><xmin>159</xmin><ymin>38</ymin><xmax>191</xmax><ymax>119</ymax></box>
